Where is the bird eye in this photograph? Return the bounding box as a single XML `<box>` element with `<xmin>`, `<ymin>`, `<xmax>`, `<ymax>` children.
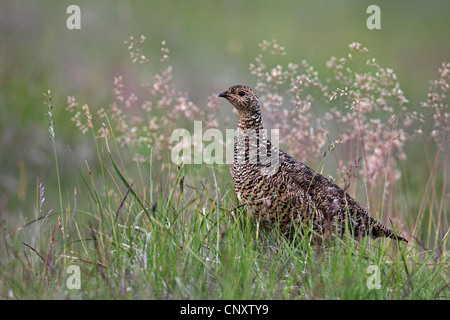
<box><xmin>238</xmin><ymin>91</ymin><xmax>246</xmax><ymax>96</ymax></box>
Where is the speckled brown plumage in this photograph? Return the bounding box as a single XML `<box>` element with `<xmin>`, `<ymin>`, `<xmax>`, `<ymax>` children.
<box><xmin>218</xmin><ymin>85</ymin><xmax>407</xmax><ymax>242</ymax></box>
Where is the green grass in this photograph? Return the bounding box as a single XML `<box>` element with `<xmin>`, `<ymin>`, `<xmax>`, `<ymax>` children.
<box><xmin>0</xmin><ymin>116</ymin><xmax>447</xmax><ymax>300</ymax></box>
<box><xmin>0</xmin><ymin>1</ymin><xmax>449</xmax><ymax>301</ymax></box>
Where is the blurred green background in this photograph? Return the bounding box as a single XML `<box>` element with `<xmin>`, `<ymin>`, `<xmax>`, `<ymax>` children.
<box><xmin>1</xmin><ymin>0</ymin><xmax>449</xmax><ymax>225</ymax></box>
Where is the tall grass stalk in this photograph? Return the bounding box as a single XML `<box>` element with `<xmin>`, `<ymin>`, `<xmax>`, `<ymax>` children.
<box><xmin>44</xmin><ymin>91</ymin><xmax>63</xmax><ymax>218</ymax></box>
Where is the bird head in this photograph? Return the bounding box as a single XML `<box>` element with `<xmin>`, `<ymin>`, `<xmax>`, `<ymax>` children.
<box><xmin>218</xmin><ymin>85</ymin><xmax>260</xmax><ymax>115</ymax></box>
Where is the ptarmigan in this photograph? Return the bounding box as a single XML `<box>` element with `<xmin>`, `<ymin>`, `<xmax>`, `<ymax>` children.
<box><xmin>218</xmin><ymin>84</ymin><xmax>407</xmax><ymax>242</ymax></box>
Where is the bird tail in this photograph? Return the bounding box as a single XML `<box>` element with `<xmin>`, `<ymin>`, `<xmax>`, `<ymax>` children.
<box><xmin>386</xmin><ymin>231</ymin><xmax>408</xmax><ymax>243</ymax></box>
<box><xmin>372</xmin><ymin>221</ymin><xmax>408</xmax><ymax>243</ymax></box>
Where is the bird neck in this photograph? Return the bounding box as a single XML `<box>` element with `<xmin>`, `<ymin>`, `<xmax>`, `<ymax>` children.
<box><xmin>237</xmin><ymin>108</ymin><xmax>264</xmax><ymax>132</ymax></box>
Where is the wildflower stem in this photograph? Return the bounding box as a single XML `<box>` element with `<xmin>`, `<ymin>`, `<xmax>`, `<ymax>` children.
<box><xmin>355</xmin><ymin>104</ymin><xmax>373</xmax><ymax>214</ymax></box>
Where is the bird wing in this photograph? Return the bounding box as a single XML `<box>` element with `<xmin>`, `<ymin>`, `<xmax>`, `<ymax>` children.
<box><xmin>280</xmin><ymin>150</ymin><xmax>370</xmax><ymax>235</ymax></box>
<box><xmin>280</xmin><ymin>151</ymin><xmax>407</xmax><ymax>242</ymax></box>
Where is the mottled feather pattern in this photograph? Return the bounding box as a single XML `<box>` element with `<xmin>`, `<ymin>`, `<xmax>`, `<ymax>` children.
<box><xmin>219</xmin><ymin>85</ymin><xmax>407</xmax><ymax>242</ymax></box>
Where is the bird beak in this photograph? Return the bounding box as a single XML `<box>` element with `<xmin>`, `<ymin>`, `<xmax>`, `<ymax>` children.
<box><xmin>218</xmin><ymin>90</ymin><xmax>229</xmax><ymax>98</ymax></box>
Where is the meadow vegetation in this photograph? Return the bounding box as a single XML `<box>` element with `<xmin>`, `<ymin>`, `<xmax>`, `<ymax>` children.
<box><xmin>0</xmin><ymin>37</ymin><xmax>448</xmax><ymax>299</ymax></box>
